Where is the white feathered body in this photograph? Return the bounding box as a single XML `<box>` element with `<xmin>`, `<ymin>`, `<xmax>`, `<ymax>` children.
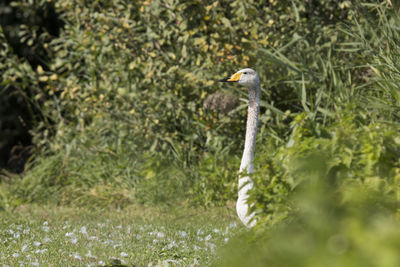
<box><xmin>237</xmin><ymin>78</ymin><xmax>260</xmax><ymax>228</ymax></box>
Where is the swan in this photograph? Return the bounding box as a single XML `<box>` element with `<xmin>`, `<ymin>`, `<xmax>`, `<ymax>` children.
<box><xmin>219</xmin><ymin>68</ymin><xmax>260</xmax><ymax>227</ymax></box>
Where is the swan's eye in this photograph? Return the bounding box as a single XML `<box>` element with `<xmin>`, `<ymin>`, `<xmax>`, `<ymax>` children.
<box><xmin>243</xmin><ymin>72</ymin><xmax>248</xmax><ymax>75</ymax></box>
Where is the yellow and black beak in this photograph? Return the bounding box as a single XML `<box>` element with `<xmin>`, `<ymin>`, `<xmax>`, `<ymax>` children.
<box><xmin>219</xmin><ymin>72</ymin><xmax>242</xmax><ymax>82</ymax></box>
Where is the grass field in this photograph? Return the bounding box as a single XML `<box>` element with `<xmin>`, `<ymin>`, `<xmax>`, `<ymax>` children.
<box><xmin>0</xmin><ymin>204</ymin><xmax>241</xmax><ymax>266</ymax></box>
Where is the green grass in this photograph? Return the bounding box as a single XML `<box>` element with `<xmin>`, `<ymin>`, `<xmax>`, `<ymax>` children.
<box><xmin>0</xmin><ymin>204</ymin><xmax>241</xmax><ymax>266</ymax></box>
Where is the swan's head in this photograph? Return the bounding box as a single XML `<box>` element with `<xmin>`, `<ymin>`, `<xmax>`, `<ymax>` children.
<box><xmin>219</xmin><ymin>68</ymin><xmax>260</xmax><ymax>88</ymax></box>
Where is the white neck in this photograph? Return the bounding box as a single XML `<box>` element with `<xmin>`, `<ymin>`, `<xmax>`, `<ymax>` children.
<box><xmin>239</xmin><ymin>86</ymin><xmax>260</xmax><ymax>174</ymax></box>
<box><xmin>236</xmin><ymin>83</ymin><xmax>260</xmax><ymax>228</ymax></box>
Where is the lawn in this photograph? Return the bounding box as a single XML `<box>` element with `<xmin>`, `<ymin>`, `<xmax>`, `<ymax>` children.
<box><xmin>0</xmin><ymin>204</ymin><xmax>241</xmax><ymax>266</ymax></box>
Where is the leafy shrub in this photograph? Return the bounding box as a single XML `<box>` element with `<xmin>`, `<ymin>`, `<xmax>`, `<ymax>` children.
<box><xmin>251</xmin><ymin>108</ymin><xmax>400</xmax><ymax>225</ymax></box>
<box><xmin>0</xmin><ymin>1</ymin><xmax>63</xmax><ymax>172</ymax></box>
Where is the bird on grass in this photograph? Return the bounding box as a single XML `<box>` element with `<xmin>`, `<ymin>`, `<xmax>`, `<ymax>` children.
<box><xmin>219</xmin><ymin>68</ymin><xmax>260</xmax><ymax>228</ymax></box>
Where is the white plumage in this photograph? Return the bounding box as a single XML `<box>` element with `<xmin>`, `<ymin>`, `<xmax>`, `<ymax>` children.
<box><xmin>220</xmin><ymin>68</ymin><xmax>260</xmax><ymax>227</ymax></box>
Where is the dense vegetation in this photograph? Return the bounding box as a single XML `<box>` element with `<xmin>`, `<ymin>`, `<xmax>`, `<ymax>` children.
<box><xmin>1</xmin><ymin>0</ymin><xmax>400</xmax><ymax>266</ymax></box>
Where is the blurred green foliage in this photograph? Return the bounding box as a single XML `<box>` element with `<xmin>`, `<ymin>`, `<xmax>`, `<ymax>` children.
<box><xmin>218</xmin><ymin>172</ymin><xmax>400</xmax><ymax>267</ymax></box>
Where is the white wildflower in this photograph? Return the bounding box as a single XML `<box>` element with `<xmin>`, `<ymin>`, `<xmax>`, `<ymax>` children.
<box><xmin>70</xmin><ymin>237</ymin><xmax>78</xmax><ymax>244</ymax></box>
<box><xmin>21</xmin><ymin>244</ymin><xmax>28</xmax><ymax>252</ymax></box>
<box><xmin>79</xmin><ymin>226</ymin><xmax>87</xmax><ymax>235</ymax></box>
<box><xmin>42</xmin><ymin>226</ymin><xmax>50</xmax><ymax>232</ymax></box>
<box><xmin>12</xmin><ymin>252</ymin><xmax>19</xmax><ymax>258</ymax></box>
<box><xmin>208</xmin><ymin>242</ymin><xmax>216</xmax><ymax>252</ymax></box>
<box><xmin>102</xmin><ymin>239</ymin><xmax>114</xmax><ymax>245</ymax></box>
<box><xmin>43</xmin><ymin>237</ymin><xmax>51</xmax><ymax>243</ymax></box>
<box><xmin>85</xmin><ymin>250</ymin><xmax>97</xmax><ymax>259</ymax></box>
<box><xmin>98</xmin><ymin>260</ymin><xmax>105</xmax><ymax>266</ymax></box>
<box><xmin>73</xmin><ymin>252</ymin><xmax>82</xmax><ymax>261</ymax></box>
<box><xmin>33</xmin><ymin>241</ymin><xmax>41</xmax><ymax>247</ymax></box>
<box><xmin>196</xmin><ymin>229</ymin><xmax>204</xmax><ymax>236</ymax></box>
<box><xmin>229</xmin><ymin>222</ymin><xmax>238</xmax><ymax>228</ymax></box>
<box><xmin>120</xmin><ymin>252</ymin><xmax>128</xmax><ymax>257</ymax></box>
<box><xmin>205</xmin><ymin>234</ymin><xmax>212</xmax><ymax>241</ymax></box>
<box><xmin>136</xmin><ymin>234</ymin><xmax>141</xmax><ymax>240</ymax></box>
<box><xmin>34</xmin><ymin>249</ymin><xmax>47</xmax><ymax>254</ymax></box>
<box><xmin>178</xmin><ymin>231</ymin><xmax>188</xmax><ymax>239</ymax></box>
<box><xmin>167</xmin><ymin>241</ymin><xmax>178</xmax><ymax>249</ymax></box>
<box><xmin>157</xmin><ymin>232</ymin><xmax>165</xmax><ymax>238</ymax></box>
<box><xmin>65</xmin><ymin>231</ymin><xmax>75</xmax><ymax>237</ymax></box>
<box><xmin>113</xmin><ymin>243</ymin><xmax>122</xmax><ymax>249</ymax></box>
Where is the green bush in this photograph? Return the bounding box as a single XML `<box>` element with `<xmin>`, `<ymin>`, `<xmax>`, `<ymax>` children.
<box><xmin>251</xmin><ymin>108</ymin><xmax>400</xmax><ymax>225</ymax></box>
